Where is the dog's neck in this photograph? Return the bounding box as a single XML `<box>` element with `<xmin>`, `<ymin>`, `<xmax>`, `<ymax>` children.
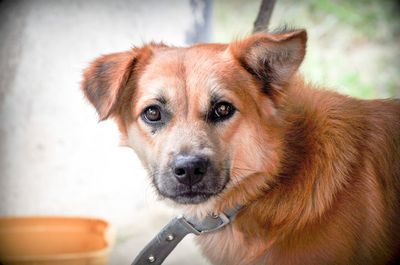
<box><xmin>237</xmin><ymin>77</ymin><xmax>367</xmax><ymax>240</ymax></box>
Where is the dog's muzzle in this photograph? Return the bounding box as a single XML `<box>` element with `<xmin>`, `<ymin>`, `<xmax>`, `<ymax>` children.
<box><xmin>153</xmin><ymin>154</ymin><xmax>230</xmax><ymax>205</ymax></box>
<box><xmin>172</xmin><ymin>155</ymin><xmax>209</xmax><ymax>186</ymax></box>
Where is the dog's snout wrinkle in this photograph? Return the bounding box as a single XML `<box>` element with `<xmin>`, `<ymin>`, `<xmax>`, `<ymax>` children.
<box><xmin>172</xmin><ymin>155</ymin><xmax>209</xmax><ymax>186</ymax></box>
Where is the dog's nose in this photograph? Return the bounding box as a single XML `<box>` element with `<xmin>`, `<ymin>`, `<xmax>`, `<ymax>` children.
<box><xmin>172</xmin><ymin>155</ymin><xmax>209</xmax><ymax>186</ymax></box>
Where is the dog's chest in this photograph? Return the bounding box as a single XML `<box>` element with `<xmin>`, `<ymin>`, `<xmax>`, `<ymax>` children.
<box><xmin>196</xmin><ymin>225</ymin><xmax>267</xmax><ymax>265</ymax></box>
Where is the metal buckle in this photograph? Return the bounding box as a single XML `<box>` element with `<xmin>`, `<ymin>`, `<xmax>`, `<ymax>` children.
<box><xmin>200</xmin><ymin>212</ymin><xmax>230</xmax><ymax>234</ymax></box>
<box><xmin>177</xmin><ymin>213</ymin><xmax>231</xmax><ymax>235</ymax></box>
<box><xmin>177</xmin><ymin>215</ymin><xmax>202</xmax><ymax>235</ymax></box>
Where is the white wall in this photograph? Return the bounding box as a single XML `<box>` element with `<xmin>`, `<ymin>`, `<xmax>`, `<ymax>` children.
<box><xmin>0</xmin><ymin>0</ymin><xmax>211</xmax><ymax>264</ymax></box>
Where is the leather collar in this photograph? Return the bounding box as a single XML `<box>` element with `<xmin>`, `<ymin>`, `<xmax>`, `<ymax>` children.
<box><xmin>131</xmin><ymin>205</ymin><xmax>244</xmax><ymax>265</ymax></box>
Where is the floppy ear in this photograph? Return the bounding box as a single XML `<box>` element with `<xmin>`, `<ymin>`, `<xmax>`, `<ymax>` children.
<box><xmin>230</xmin><ymin>29</ymin><xmax>307</xmax><ymax>94</ymax></box>
<box><xmin>81</xmin><ymin>50</ymin><xmax>138</xmax><ymax>121</ymax></box>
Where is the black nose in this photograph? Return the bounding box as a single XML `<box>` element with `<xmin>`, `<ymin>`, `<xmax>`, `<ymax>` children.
<box><xmin>172</xmin><ymin>155</ymin><xmax>209</xmax><ymax>186</ymax></box>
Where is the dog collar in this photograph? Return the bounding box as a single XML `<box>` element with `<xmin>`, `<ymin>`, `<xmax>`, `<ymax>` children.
<box><xmin>131</xmin><ymin>205</ymin><xmax>243</xmax><ymax>265</ymax></box>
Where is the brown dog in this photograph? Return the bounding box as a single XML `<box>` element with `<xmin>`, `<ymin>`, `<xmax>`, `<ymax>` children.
<box><xmin>81</xmin><ymin>29</ymin><xmax>400</xmax><ymax>264</ymax></box>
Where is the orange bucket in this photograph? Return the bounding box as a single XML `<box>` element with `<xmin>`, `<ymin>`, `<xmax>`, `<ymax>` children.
<box><xmin>0</xmin><ymin>216</ymin><xmax>115</xmax><ymax>265</ymax></box>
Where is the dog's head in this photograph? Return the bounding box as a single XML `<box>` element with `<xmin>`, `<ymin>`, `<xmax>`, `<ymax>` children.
<box><xmin>81</xmin><ymin>30</ymin><xmax>306</xmax><ymax>207</ymax></box>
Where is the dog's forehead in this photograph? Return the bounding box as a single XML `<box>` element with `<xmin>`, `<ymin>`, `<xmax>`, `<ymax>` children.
<box><xmin>137</xmin><ymin>46</ymin><xmax>235</xmax><ymax>106</ymax></box>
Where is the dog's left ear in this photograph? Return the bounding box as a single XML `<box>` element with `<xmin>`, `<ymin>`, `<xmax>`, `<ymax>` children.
<box><xmin>81</xmin><ymin>50</ymin><xmax>139</xmax><ymax>121</ymax></box>
<box><xmin>230</xmin><ymin>29</ymin><xmax>307</xmax><ymax>92</ymax></box>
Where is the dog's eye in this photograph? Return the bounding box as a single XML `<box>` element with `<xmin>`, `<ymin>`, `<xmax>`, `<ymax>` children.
<box><xmin>209</xmin><ymin>102</ymin><xmax>236</xmax><ymax>122</ymax></box>
<box><xmin>142</xmin><ymin>105</ymin><xmax>162</xmax><ymax>122</ymax></box>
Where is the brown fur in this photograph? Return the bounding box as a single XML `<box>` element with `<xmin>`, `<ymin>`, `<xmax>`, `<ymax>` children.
<box><xmin>81</xmin><ymin>30</ymin><xmax>400</xmax><ymax>264</ymax></box>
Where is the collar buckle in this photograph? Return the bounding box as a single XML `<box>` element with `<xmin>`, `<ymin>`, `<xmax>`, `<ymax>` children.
<box><xmin>201</xmin><ymin>213</ymin><xmax>230</xmax><ymax>234</ymax></box>
<box><xmin>177</xmin><ymin>212</ymin><xmax>231</xmax><ymax>235</ymax></box>
<box><xmin>177</xmin><ymin>215</ymin><xmax>202</xmax><ymax>235</ymax></box>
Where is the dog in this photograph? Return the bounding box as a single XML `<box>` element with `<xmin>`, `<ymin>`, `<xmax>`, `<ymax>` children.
<box><xmin>81</xmin><ymin>29</ymin><xmax>400</xmax><ymax>264</ymax></box>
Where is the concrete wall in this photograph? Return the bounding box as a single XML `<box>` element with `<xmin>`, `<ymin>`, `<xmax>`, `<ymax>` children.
<box><xmin>0</xmin><ymin>0</ymin><xmax>211</xmax><ymax>264</ymax></box>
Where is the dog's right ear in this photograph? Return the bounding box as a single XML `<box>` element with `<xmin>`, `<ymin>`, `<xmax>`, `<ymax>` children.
<box><xmin>229</xmin><ymin>29</ymin><xmax>307</xmax><ymax>99</ymax></box>
<box><xmin>81</xmin><ymin>50</ymin><xmax>139</xmax><ymax>121</ymax></box>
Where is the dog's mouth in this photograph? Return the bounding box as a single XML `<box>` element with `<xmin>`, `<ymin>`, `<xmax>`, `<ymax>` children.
<box><xmin>151</xmin><ymin>159</ymin><xmax>231</xmax><ymax>205</ymax></box>
<box><xmin>172</xmin><ymin>191</ymin><xmax>217</xmax><ymax>204</ymax></box>
<box><xmin>153</xmin><ymin>169</ymin><xmax>230</xmax><ymax>205</ymax></box>
<box><xmin>157</xmin><ymin>185</ymin><xmax>226</xmax><ymax>205</ymax></box>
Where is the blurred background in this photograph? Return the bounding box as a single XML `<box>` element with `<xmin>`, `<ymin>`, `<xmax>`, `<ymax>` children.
<box><xmin>0</xmin><ymin>0</ymin><xmax>399</xmax><ymax>264</ymax></box>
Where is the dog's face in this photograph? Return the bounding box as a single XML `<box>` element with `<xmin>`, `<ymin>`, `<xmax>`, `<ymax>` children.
<box><xmin>129</xmin><ymin>46</ymin><xmax>242</xmax><ymax>204</ymax></box>
<box><xmin>82</xmin><ymin>30</ymin><xmax>306</xmax><ymax>207</ymax></box>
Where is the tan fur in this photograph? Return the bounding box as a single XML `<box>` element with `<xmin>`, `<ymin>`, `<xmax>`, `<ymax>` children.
<box><xmin>81</xmin><ymin>30</ymin><xmax>400</xmax><ymax>264</ymax></box>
